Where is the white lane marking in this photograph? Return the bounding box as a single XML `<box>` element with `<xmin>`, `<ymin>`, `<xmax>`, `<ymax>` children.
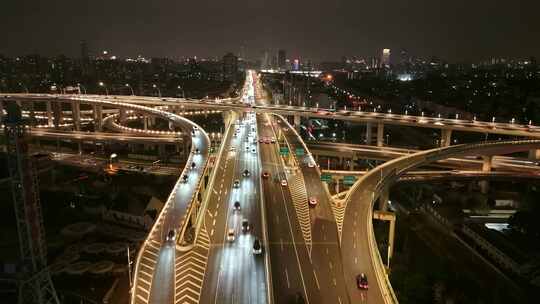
<box><xmin>275</xmin><ymin>215</ymin><xmax>280</xmax><ymax>224</ymax></box>
<box><xmin>280</xmin><ymin>238</ymin><xmax>284</xmax><ymax>252</ymax></box>
<box><xmin>214</xmin><ymin>268</ymin><xmax>222</xmax><ymax>304</ymax></box>
<box><xmin>206</xmin><ymin>209</ymin><xmax>213</xmax><ymax>218</ymax></box>
<box><xmin>313</xmin><ymin>269</ymin><xmax>320</xmax><ymax>290</ymax></box>
<box><xmin>332</xmin><ymin>277</ymin><xmax>337</xmax><ymax>286</ymax></box>
<box><xmin>354</xmin><ymin>257</ymin><xmax>358</xmax><ymax>264</ymax></box>
<box><xmin>212</xmin><ymin>219</ymin><xmax>216</xmax><ymax>226</ymax></box>
<box><xmin>329</xmin><ymin>261</ymin><xmax>333</xmax><ymax>270</ymax></box>
<box><xmin>338</xmin><ymin>296</ymin><xmax>342</xmax><ymax>304</ymax></box>
<box><xmin>210</xmin><ymin>229</ymin><xmax>214</xmax><ymax>236</ymax></box>
<box><xmin>284</xmin><ymin>268</ymin><xmax>290</xmax><ymax>288</ymax></box>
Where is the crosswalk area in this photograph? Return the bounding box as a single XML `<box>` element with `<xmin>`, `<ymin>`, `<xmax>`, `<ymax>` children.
<box><xmin>287</xmin><ymin>171</ymin><xmax>313</xmax><ymax>255</ymax></box>
<box><xmin>174</xmin><ymin>222</ymin><xmax>211</xmax><ymax>304</ymax></box>
<box><xmin>133</xmin><ymin>239</ymin><xmax>161</xmax><ymax>304</ymax></box>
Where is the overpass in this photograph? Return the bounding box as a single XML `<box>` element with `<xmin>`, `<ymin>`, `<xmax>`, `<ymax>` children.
<box><xmin>341</xmin><ymin>139</ymin><xmax>540</xmax><ymax>304</ymax></box>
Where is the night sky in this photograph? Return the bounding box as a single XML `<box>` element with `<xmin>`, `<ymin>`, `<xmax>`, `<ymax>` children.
<box><xmin>1</xmin><ymin>0</ymin><xmax>539</xmax><ymax>62</ymax></box>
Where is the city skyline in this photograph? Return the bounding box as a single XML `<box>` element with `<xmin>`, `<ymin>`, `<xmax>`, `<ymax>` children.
<box><xmin>2</xmin><ymin>0</ymin><xmax>539</xmax><ymax>62</ymax></box>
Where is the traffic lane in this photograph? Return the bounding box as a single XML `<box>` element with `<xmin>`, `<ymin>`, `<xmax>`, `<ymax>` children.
<box><xmin>199</xmin><ymin>128</ymin><xmax>240</xmax><ymax>303</ymax></box>
<box><xmin>147</xmin><ymin>242</ymin><xmax>176</xmax><ymax>303</ymax></box>
<box><xmin>341</xmin><ymin>180</ymin><xmax>385</xmax><ymax>304</ymax></box>
<box><xmin>259</xmin><ymin>123</ymin><xmax>321</xmax><ymax>304</ymax></box>
<box><xmin>275</xmin><ymin>119</ymin><xmax>350</xmax><ymax>303</ymax></box>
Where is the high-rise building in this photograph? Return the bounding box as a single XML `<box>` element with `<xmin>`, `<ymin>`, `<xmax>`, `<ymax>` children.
<box><xmin>278</xmin><ymin>49</ymin><xmax>286</xmax><ymax>70</ymax></box>
<box><xmin>293</xmin><ymin>59</ymin><xmax>300</xmax><ymax>71</ymax></box>
<box><xmin>222</xmin><ymin>52</ymin><xmax>238</xmax><ymax>81</ymax></box>
<box><xmin>80</xmin><ymin>41</ymin><xmax>89</xmax><ymax>61</ymax></box>
<box><xmin>381</xmin><ymin>48</ymin><xmax>391</xmax><ymax>68</ymax></box>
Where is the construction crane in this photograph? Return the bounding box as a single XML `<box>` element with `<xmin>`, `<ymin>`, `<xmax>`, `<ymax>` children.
<box><xmin>3</xmin><ymin>100</ymin><xmax>59</xmax><ymax>304</ymax></box>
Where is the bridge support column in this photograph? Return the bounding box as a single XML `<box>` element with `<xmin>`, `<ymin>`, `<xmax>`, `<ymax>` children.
<box><xmin>77</xmin><ymin>141</ymin><xmax>82</xmax><ymax>154</ymax></box>
<box><xmin>46</xmin><ymin>101</ymin><xmax>53</xmax><ymax>127</ymax></box>
<box><xmin>95</xmin><ymin>105</ymin><xmax>103</xmax><ymax>131</ymax></box>
<box><xmin>441</xmin><ymin>129</ymin><xmax>452</xmax><ymax>147</ymax></box>
<box><xmin>373</xmin><ymin>210</ymin><xmax>396</xmax><ymax>268</ymax></box>
<box><xmin>168</xmin><ymin>120</ymin><xmax>174</xmax><ymax>131</ymax></box>
<box><xmin>158</xmin><ymin>145</ymin><xmax>166</xmax><ymax>158</ymax></box>
<box><xmin>349</xmin><ymin>156</ymin><xmax>357</xmax><ymax>170</ymax></box>
<box><xmin>379</xmin><ymin>186</ymin><xmax>390</xmax><ymax>211</ymax></box>
<box><xmin>528</xmin><ymin>149</ymin><xmax>540</xmax><ymax>160</ymax></box>
<box><xmin>52</xmin><ymin>102</ymin><xmax>63</xmax><ymax>129</ymax></box>
<box><xmin>143</xmin><ymin>116</ymin><xmax>148</xmax><ymax>130</ymax></box>
<box><xmin>365</xmin><ymin>122</ymin><xmax>372</xmax><ymax>145</ymax></box>
<box><xmin>0</xmin><ymin>100</ymin><xmax>3</xmax><ymax>120</ymax></box>
<box><xmin>72</xmin><ymin>100</ymin><xmax>81</xmax><ymax>131</ymax></box>
<box><xmin>119</xmin><ymin>109</ymin><xmax>127</xmax><ymax>124</ymax></box>
<box><xmin>480</xmin><ymin>155</ymin><xmax>493</xmax><ymax>194</ymax></box>
<box><xmin>376</xmin><ymin>122</ymin><xmax>384</xmax><ymax>147</ymax></box>
<box><xmin>293</xmin><ymin>114</ymin><xmax>301</xmax><ymax>132</ymax></box>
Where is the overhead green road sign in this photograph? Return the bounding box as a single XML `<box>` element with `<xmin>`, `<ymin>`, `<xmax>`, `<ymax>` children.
<box><xmin>280</xmin><ymin>147</ymin><xmax>289</xmax><ymax>156</ymax></box>
<box><xmin>321</xmin><ymin>173</ymin><xmax>332</xmax><ymax>182</ymax></box>
<box><xmin>295</xmin><ymin>148</ymin><xmax>305</xmax><ymax>156</ymax></box>
<box><xmin>343</xmin><ymin>175</ymin><xmax>357</xmax><ymax>186</ymax></box>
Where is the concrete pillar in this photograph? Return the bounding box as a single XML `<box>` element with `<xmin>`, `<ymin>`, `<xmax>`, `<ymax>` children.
<box><xmin>158</xmin><ymin>145</ymin><xmax>166</xmax><ymax>158</ymax></box>
<box><xmin>119</xmin><ymin>109</ymin><xmax>127</xmax><ymax>124</ymax></box>
<box><xmin>480</xmin><ymin>155</ymin><xmax>493</xmax><ymax>194</ymax></box>
<box><xmin>481</xmin><ymin>155</ymin><xmax>493</xmax><ymax>172</ymax></box>
<box><xmin>149</xmin><ymin>116</ymin><xmax>156</xmax><ymax>127</ymax></box>
<box><xmin>95</xmin><ymin>105</ymin><xmax>103</xmax><ymax>131</ymax></box>
<box><xmin>376</xmin><ymin>122</ymin><xmax>384</xmax><ymax>147</ymax></box>
<box><xmin>441</xmin><ymin>129</ymin><xmax>452</xmax><ymax>147</ymax></box>
<box><xmin>349</xmin><ymin>156</ymin><xmax>357</xmax><ymax>171</ymax></box>
<box><xmin>373</xmin><ymin>210</ymin><xmax>396</xmax><ymax>268</ymax></box>
<box><xmin>528</xmin><ymin>149</ymin><xmax>540</xmax><ymax>160</ymax></box>
<box><xmin>365</xmin><ymin>122</ymin><xmax>372</xmax><ymax>145</ymax></box>
<box><xmin>388</xmin><ymin>216</ymin><xmax>396</xmax><ymax>265</ymax></box>
<box><xmin>379</xmin><ymin>186</ymin><xmax>389</xmax><ymax>211</ymax></box>
<box><xmin>72</xmin><ymin>101</ymin><xmax>81</xmax><ymax>131</ymax></box>
<box><xmin>52</xmin><ymin>102</ymin><xmax>63</xmax><ymax>129</ymax></box>
<box><xmin>77</xmin><ymin>142</ymin><xmax>82</xmax><ymax>154</ymax></box>
<box><xmin>46</xmin><ymin>101</ymin><xmax>53</xmax><ymax>127</ymax></box>
<box><xmin>144</xmin><ymin>116</ymin><xmax>148</xmax><ymax>130</ymax></box>
<box><xmin>293</xmin><ymin>114</ymin><xmax>301</xmax><ymax>131</ymax></box>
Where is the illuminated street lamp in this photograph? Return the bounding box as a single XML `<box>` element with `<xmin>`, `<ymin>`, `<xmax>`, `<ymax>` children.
<box><xmin>77</xmin><ymin>83</ymin><xmax>87</xmax><ymax>95</ymax></box>
<box><xmin>152</xmin><ymin>84</ymin><xmax>162</xmax><ymax>97</ymax></box>
<box><xmin>109</xmin><ymin>153</ymin><xmax>117</xmax><ymax>169</ymax></box>
<box><xmin>125</xmin><ymin>83</ymin><xmax>134</xmax><ymax>95</ymax></box>
<box><xmin>99</xmin><ymin>81</ymin><xmax>109</xmax><ymax>96</ymax></box>
<box><xmin>177</xmin><ymin>85</ymin><xmax>185</xmax><ymax>98</ymax></box>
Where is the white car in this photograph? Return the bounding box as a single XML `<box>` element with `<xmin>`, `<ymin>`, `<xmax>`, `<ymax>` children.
<box><xmin>227</xmin><ymin>229</ymin><xmax>235</xmax><ymax>242</ymax></box>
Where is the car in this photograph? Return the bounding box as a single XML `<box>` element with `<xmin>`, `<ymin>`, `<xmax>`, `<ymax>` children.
<box><xmin>191</xmin><ymin>162</ymin><xmax>196</xmax><ymax>170</ymax></box>
<box><xmin>226</xmin><ymin>229</ymin><xmax>235</xmax><ymax>242</ymax></box>
<box><xmin>242</xmin><ymin>219</ymin><xmax>250</xmax><ymax>232</ymax></box>
<box><xmin>252</xmin><ymin>239</ymin><xmax>262</xmax><ymax>254</ymax></box>
<box><xmin>182</xmin><ymin>174</ymin><xmax>188</xmax><ymax>183</ymax></box>
<box><xmin>308</xmin><ymin>197</ymin><xmax>317</xmax><ymax>207</ymax></box>
<box><xmin>230</xmin><ymin>147</ymin><xmax>236</xmax><ymax>152</ymax></box>
<box><xmin>166</xmin><ymin>229</ymin><xmax>176</xmax><ymax>242</ymax></box>
<box><xmin>261</xmin><ymin>171</ymin><xmax>270</xmax><ymax>179</ymax></box>
<box><xmin>281</xmin><ymin>179</ymin><xmax>288</xmax><ymax>187</ymax></box>
<box><xmin>233</xmin><ymin>201</ymin><xmax>241</xmax><ymax>211</ymax></box>
<box><xmin>195</xmin><ymin>148</ymin><xmax>200</xmax><ymax>154</ymax></box>
<box><xmin>307</xmin><ymin>162</ymin><xmax>315</xmax><ymax>168</ymax></box>
<box><xmin>252</xmin><ymin>148</ymin><xmax>256</xmax><ymax>153</ymax></box>
<box><xmin>191</xmin><ymin>130</ymin><xmax>196</xmax><ymax>137</ymax></box>
<box><xmin>270</xmin><ymin>138</ymin><xmax>276</xmax><ymax>143</ymax></box>
<box><xmin>245</xmin><ymin>145</ymin><xmax>250</xmax><ymax>151</ymax></box>
<box><xmin>233</xmin><ymin>179</ymin><xmax>240</xmax><ymax>188</ymax></box>
<box><xmin>356</xmin><ymin>273</ymin><xmax>368</xmax><ymax>290</ymax></box>
<box><xmin>258</xmin><ymin>139</ymin><xmax>264</xmax><ymax>143</ymax></box>
<box><xmin>243</xmin><ymin>169</ymin><xmax>250</xmax><ymax>177</ymax></box>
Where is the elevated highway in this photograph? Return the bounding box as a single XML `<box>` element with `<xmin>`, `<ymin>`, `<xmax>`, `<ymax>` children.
<box><xmin>341</xmin><ymin>139</ymin><xmax>540</xmax><ymax>304</ymax></box>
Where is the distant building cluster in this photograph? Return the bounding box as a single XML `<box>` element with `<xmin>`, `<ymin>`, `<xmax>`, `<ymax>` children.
<box><xmin>0</xmin><ymin>42</ymin><xmax>244</xmax><ymax>98</ymax></box>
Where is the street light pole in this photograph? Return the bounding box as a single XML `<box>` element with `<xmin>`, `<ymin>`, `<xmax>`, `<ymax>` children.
<box><xmin>152</xmin><ymin>84</ymin><xmax>161</xmax><ymax>97</ymax></box>
<box><xmin>99</xmin><ymin>81</ymin><xmax>109</xmax><ymax>96</ymax></box>
<box><xmin>177</xmin><ymin>85</ymin><xmax>185</xmax><ymax>98</ymax></box>
<box><xmin>125</xmin><ymin>83</ymin><xmax>134</xmax><ymax>95</ymax></box>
